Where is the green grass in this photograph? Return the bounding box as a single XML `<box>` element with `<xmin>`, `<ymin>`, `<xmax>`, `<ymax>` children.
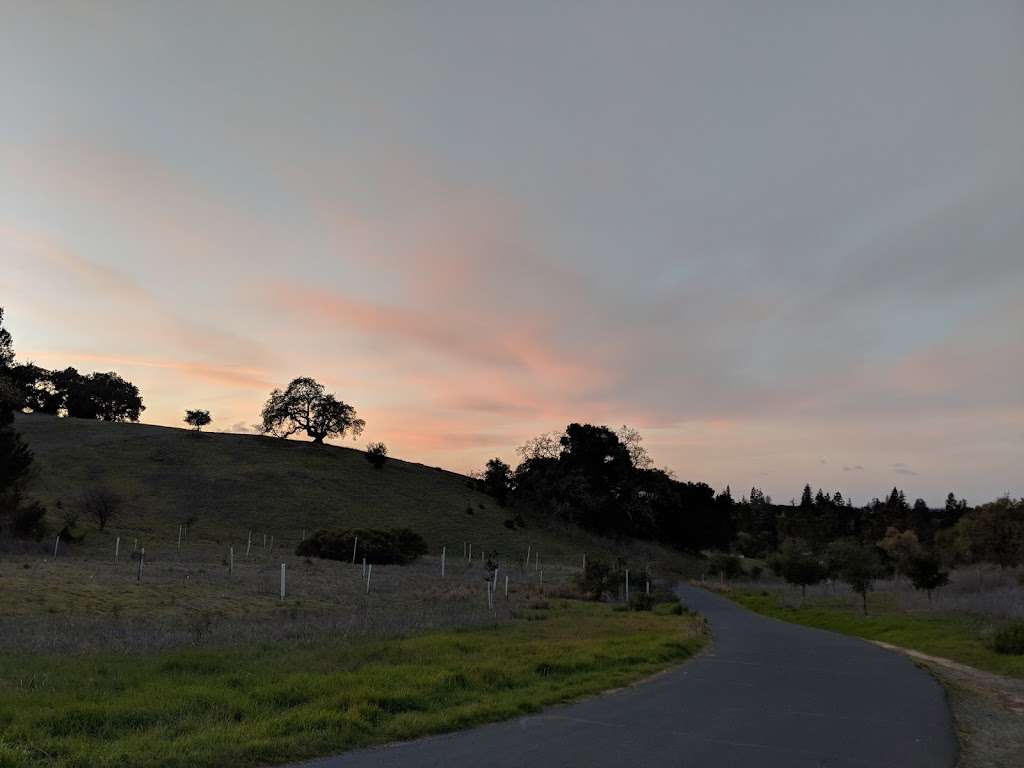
<box><xmin>0</xmin><ymin>600</ymin><xmax>705</xmax><ymax>767</ymax></box>
<box><xmin>731</xmin><ymin>590</ymin><xmax>1024</xmax><ymax>678</ymax></box>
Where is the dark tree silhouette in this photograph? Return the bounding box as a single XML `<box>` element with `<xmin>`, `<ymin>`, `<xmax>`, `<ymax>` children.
<box><xmin>907</xmin><ymin>553</ymin><xmax>950</xmax><ymax>602</ymax></box>
<box><xmin>67</xmin><ymin>371</ymin><xmax>144</xmax><ymax>421</ymax></box>
<box><xmin>259</xmin><ymin>377</ymin><xmax>365</xmax><ymax>445</ymax></box>
<box><xmin>184</xmin><ymin>409</ymin><xmax>212</xmax><ymax>431</ymax></box>
<box><xmin>0</xmin><ymin>371</ymin><xmax>46</xmax><ymax>539</ymax></box>
<box><xmin>12</xmin><ymin>365</ymin><xmax>143</xmax><ymax>421</ymax></box>
<box><xmin>482</xmin><ymin>457</ymin><xmax>512</xmax><ymax>504</ymax></box>
<box><xmin>0</xmin><ymin>308</ymin><xmax>13</xmax><ymax>371</ymax></box>
<box><xmin>364</xmin><ymin>441</ymin><xmax>388</xmax><ymax>468</ymax></box>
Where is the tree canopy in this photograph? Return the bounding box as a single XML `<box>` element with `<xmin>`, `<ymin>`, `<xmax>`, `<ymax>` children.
<box><xmin>184</xmin><ymin>409</ymin><xmax>212</xmax><ymax>431</ymax></box>
<box><xmin>259</xmin><ymin>377</ymin><xmax>365</xmax><ymax>445</ymax></box>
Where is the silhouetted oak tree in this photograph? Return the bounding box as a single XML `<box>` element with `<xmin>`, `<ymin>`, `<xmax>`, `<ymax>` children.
<box><xmin>184</xmin><ymin>409</ymin><xmax>212</xmax><ymax>431</ymax></box>
<box><xmin>260</xmin><ymin>377</ymin><xmax>365</xmax><ymax>445</ymax></box>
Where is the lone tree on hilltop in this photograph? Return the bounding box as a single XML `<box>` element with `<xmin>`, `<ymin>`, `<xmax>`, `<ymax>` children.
<box><xmin>259</xmin><ymin>377</ymin><xmax>365</xmax><ymax>445</ymax></box>
<box><xmin>184</xmin><ymin>409</ymin><xmax>212</xmax><ymax>432</ymax></box>
<box><xmin>364</xmin><ymin>441</ymin><xmax>387</xmax><ymax>469</ymax></box>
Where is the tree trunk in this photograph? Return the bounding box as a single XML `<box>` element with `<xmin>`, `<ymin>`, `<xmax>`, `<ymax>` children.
<box><xmin>861</xmin><ymin>591</ymin><xmax>868</xmax><ymax>615</ymax></box>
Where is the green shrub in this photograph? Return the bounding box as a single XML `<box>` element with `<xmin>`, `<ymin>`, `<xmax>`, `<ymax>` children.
<box><xmin>991</xmin><ymin>621</ymin><xmax>1024</xmax><ymax>655</ymax></box>
<box><xmin>296</xmin><ymin>527</ymin><xmax>427</xmax><ymax>565</ymax></box>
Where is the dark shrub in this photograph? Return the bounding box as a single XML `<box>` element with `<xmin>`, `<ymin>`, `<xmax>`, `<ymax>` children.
<box><xmin>12</xmin><ymin>497</ymin><xmax>47</xmax><ymax>540</ymax></box>
<box><xmin>575</xmin><ymin>560</ymin><xmax>617</xmax><ymax>601</ymax></box>
<box><xmin>707</xmin><ymin>551</ymin><xmax>744</xmax><ymax>580</ymax></box>
<box><xmin>653</xmin><ymin>601</ymin><xmax>684</xmax><ymax>616</ymax></box>
<box><xmin>628</xmin><ymin>592</ymin><xmax>654</xmax><ymax>611</ymax></box>
<box><xmin>992</xmin><ymin>621</ymin><xmax>1024</xmax><ymax>655</ymax></box>
<box><xmin>364</xmin><ymin>442</ymin><xmax>387</xmax><ymax>469</ymax></box>
<box><xmin>296</xmin><ymin>527</ymin><xmax>427</xmax><ymax>565</ymax></box>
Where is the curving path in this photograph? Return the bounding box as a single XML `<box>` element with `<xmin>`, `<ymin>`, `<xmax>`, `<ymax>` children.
<box><xmin>290</xmin><ymin>585</ymin><xmax>957</xmax><ymax>767</ymax></box>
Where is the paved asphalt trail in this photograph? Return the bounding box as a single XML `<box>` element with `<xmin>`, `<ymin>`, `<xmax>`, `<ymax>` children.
<box><xmin>290</xmin><ymin>586</ymin><xmax>957</xmax><ymax>767</ymax></box>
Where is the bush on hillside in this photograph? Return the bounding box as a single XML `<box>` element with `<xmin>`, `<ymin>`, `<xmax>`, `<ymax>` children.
<box><xmin>296</xmin><ymin>527</ymin><xmax>427</xmax><ymax>565</ymax></box>
<box><xmin>364</xmin><ymin>442</ymin><xmax>387</xmax><ymax>469</ymax></box>
<box><xmin>991</xmin><ymin>621</ymin><xmax>1024</xmax><ymax>655</ymax></box>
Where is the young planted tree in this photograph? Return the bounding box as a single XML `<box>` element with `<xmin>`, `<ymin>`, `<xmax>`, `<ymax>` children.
<box><xmin>364</xmin><ymin>441</ymin><xmax>388</xmax><ymax>469</ymax></box>
<box><xmin>906</xmin><ymin>553</ymin><xmax>950</xmax><ymax>602</ymax></box>
<box><xmin>878</xmin><ymin>527</ymin><xmax>923</xmax><ymax>585</ymax></box>
<box><xmin>828</xmin><ymin>539</ymin><xmax>882</xmax><ymax>615</ymax></box>
<box><xmin>769</xmin><ymin>539</ymin><xmax>827</xmax><ymax>598</ymax></box>
<box><xmin>259</xmin><ymin>377</ymin><xmax>365</xmax><ymax>445</ymax></box>
<box><xmin>77</xmin><ymin>488</ymin><xmax>123</xmax><ymax>531</ymax></box>
<box><xmin>184</xmin><ymin>409</ymin><xmax>212</xmax><ymax>432</ymax></box>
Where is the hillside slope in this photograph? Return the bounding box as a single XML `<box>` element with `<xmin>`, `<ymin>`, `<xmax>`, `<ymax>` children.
<box><xmin>13</xmin><ymin>414</ymin><xmax>677</xmax><ymax>570</ymax></box>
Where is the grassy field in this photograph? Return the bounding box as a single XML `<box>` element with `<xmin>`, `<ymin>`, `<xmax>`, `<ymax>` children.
<box><xmin>0</xmin><ymin>599</ymin><xmax>706</xmax><ymax>768</ymax></box>
<box><xmin>13</xmin><ymin>413</ymin><xmax>694</xmax><ymax>577</ymax></box>
<box><xmin>730</xmin><ymin>589</ymin><xmax>1024</xmax><ymax>677</ymax></box>
<box><xmin>0</xmin><ymin>546</ymin><xmax>589</xmax><ymax>654</ymax></box>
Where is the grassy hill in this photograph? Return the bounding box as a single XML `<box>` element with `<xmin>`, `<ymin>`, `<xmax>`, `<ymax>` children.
<box><xmin>13</xmin><ymin>413</ymin><xmax>682</xmax><ymax>572</ymax></box>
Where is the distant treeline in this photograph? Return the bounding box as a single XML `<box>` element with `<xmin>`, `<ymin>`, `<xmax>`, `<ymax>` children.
<box><xmin>477</xmin><ymin>424</ymin><xmax>1024</xmax><ymax>577</ymax></box>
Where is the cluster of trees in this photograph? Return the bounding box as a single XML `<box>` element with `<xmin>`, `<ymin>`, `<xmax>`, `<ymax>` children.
<box><xmin>9</xmin><ymin>364</ymin><xmax>143</xmax><ymax>422</ymax></box>
<box><xmin>1</xmin><ymin>306</ymin><xmax>144</xmax><ymax>424</ymax></box>
<box><xmin>481</xmin><ymin>424</ymin><xmax>734</xmax><ymax>552</ymax></box>
<box><xmin>478</xmin><ymin>422</ymin><xmax>1020</xmax><ymax>613</ymax></box>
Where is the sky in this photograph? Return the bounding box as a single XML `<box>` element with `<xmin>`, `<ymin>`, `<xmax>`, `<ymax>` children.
<box><xmin>2</xmin><ymin>2</ymin><xmax>1022</xmax><ymax>506</ymax></box>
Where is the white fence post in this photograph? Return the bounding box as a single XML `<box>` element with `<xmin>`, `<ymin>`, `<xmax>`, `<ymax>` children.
<box><xmin>137</xmin><ymin>547</ymin><xmax>145</xmax><ymax>583</ymax></box>
<box><xmin>280</xmin><ymin>563</ymin><xmax>286</xmax><ymax>600</ymax></box>
<box><xmin>505</xmin><ymin>574</ymin><xmax>509</xmax><ymax>599</ymax></box>
<box><xmin>114</xmin><ymin>536</ymin><xmax>120</xmax><ymax>564</ymax></box>
<box><xmin>366</xmin><ymin>564</ymin><xmax>372</xmax><ymax>594</ymax></box>
<box><xmin>352</xmin><ymin>536</ymin><xmax>358</xmax><ymax>564</ymax></box>
<box><xmin>441</xmin><ymin>546</ymin><xmax>446</xmax><ymax>577</ymax></box>
<box><xmin>229</xmin><ymin>546</ymin><xmax>234</xmax><ymax>575</ymax></box>
<box><xmin>53</xmin><ymin>535</ymin><xmax>60</xmax><ymax>557</ymax></box>
<box><xmin>246</xmin><ymin>529</ymin><xmax>252</xmax><ymax>556</ymax></box>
